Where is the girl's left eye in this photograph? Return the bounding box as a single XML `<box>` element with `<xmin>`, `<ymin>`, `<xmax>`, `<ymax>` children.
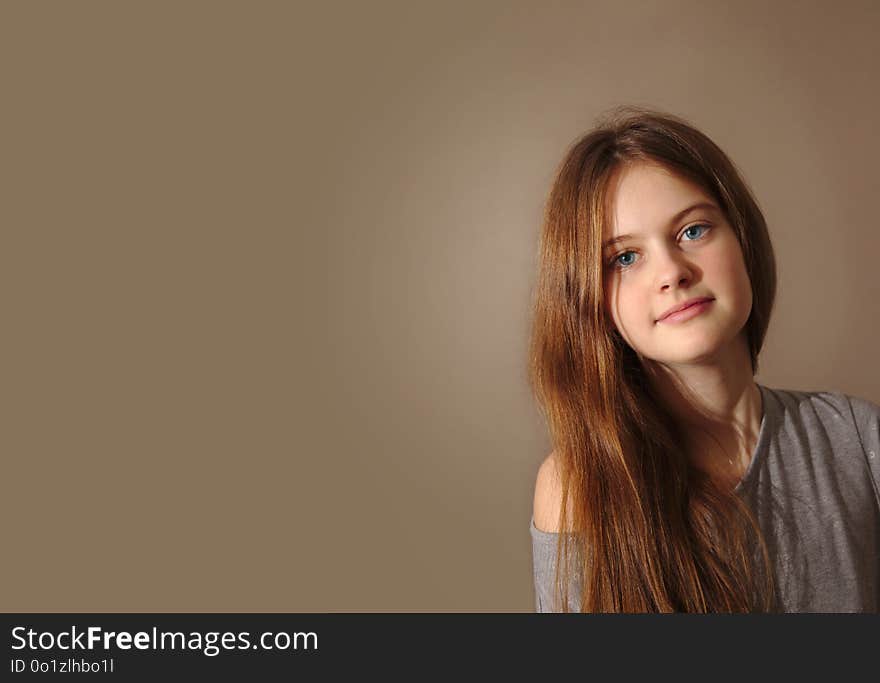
<box><xmin>682</xmin><ymin>224</ymin><xmax>710</xmax><ymax>240</ymax></box>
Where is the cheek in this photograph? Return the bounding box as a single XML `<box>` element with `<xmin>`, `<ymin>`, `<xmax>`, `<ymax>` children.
<box><xmin>704</xmin><ymin>242</ymin><xmax>753</xmax><ymax>329</ymax></box>
<box><xmin>713</xmin><ymin>245</ymin><xmax>752</xmax><ymax>301</ymax></box>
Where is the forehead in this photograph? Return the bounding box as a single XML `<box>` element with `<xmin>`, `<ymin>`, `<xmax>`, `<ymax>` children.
<box><xmin>603</xmin><ymin>162</ymin><xmax>715</xmax><ymax>236</ymax></box>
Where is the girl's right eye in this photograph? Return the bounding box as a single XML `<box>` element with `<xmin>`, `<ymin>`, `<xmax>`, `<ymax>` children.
<box><xmin>611</xmin><ymin>251</ymin><xmax>637</xmax><ymax>270</ymax></box>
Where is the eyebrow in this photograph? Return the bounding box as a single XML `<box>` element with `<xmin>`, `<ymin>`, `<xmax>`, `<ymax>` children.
<box><xmin>602</xmin><ymin>201</ymin><xmax>720</xmax><ymax>251</ymax></box>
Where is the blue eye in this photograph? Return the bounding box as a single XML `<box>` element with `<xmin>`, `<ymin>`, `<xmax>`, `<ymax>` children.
<box><xmin>607</xmin><ymin>224</ymin><xmax>711</xmax><ymax>272</ymax></box>
<box><xmin>614</xmin><ymin>251</ymin><xmax>637</xmax><ymax>268</ymax></box>
<box><xmin>683</xmin><ymin>224</ymin><xmax>709</xmax><ymax>240</ymax></box>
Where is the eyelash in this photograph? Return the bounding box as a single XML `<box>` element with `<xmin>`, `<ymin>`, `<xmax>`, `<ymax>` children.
<box><xmin>607</xmin><ymin>223</ymin><xmax>712</xmax><ymax>271</ymax></box>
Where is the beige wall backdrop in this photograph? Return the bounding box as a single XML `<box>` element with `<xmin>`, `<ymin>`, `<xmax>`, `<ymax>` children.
<box><xmin>3</xmin><ymin>1</ymin><xmax>878</xmax><ymax>611</ymax></box>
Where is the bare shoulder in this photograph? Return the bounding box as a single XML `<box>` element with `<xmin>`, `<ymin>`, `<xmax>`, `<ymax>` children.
<box><xmin>532</xmin><ymin>450</ymin><xmax>566</xmax><ymax>533</ymax></box>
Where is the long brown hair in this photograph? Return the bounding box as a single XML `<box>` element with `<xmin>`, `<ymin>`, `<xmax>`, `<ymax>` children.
<box><xmin>528</xmin><ymin>106</ymin><xmax>778</xmax><ymax>612</ymax></box>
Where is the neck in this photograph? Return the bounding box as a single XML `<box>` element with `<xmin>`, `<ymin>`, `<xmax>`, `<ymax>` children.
<box><xmin>642</xmin><ymin>331</ymin><xmax>764</xmax><ymax>481</ymax></box>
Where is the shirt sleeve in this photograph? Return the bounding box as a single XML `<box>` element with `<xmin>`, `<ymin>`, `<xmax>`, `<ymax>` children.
<box><xmin>530</xmin><ymin>516</ymin><xmax>582</xmax><ymax>612</ymax></box>
<box><xmin>531</xmin><ymin>522</ymin><xmax>555</xmax><ymax>612</ymax></box>
<box><xmin>847</xmin><ymin>394</ymin><xmax>880</xmax><ymax>503</ymax></box>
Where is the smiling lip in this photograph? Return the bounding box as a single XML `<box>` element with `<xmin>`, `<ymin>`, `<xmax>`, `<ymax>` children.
<box><xmin>656</xmin><ymin>297</ymin><xmax>714</xmax><ymax>323</ymax></box>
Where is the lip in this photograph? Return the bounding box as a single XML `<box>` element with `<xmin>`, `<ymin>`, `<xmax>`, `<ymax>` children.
<box><xmin>656</xmin><ymin>297</ymin><xmax>714</xmax><ymax>324</ymax></box>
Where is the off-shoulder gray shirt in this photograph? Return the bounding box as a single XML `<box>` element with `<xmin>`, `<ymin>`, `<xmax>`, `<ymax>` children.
<box><xmin>530</xmin><ymin>383</ymin><xmax>880</xmax><ymax>612</ymax></box>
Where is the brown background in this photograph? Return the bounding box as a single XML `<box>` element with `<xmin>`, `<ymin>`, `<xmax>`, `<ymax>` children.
<box><xmin>2</xmin><ymin>1</ymin><xmax>878</xmax><ymax>611</ymax></box>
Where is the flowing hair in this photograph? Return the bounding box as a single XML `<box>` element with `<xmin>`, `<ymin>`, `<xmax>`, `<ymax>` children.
<box><xmin>528</xmin><ymin>106</ymin><xmax>778</xmax><ymax>612</ymax></box>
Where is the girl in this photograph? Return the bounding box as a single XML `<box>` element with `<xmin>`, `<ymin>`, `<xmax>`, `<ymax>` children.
<box><xmin>528</xmin><ymin>106</ymin><xmax>880</xmax><ymax>612</ymax></box>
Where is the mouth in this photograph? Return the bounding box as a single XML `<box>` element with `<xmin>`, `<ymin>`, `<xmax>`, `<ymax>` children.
<box><xmin>656</xmin><ymin>297</ymin><xmax>715</xmax><ymax>324</ymax></box>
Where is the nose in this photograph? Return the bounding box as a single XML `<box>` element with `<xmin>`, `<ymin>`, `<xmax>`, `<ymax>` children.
<box><xmin>654</xmin><ymin>247</ymin><xmax>694</xmax><ymax>292</ymax></box>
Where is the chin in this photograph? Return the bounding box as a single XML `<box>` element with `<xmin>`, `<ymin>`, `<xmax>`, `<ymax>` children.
<box><xmin>647</xmin><ymin>336</ymin><xmax>728</xmax><ymax>366</ymax></box>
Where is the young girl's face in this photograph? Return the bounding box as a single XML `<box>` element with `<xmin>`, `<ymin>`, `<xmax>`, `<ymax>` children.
<box><xmin>602</xmin><ymin>161</ymin><xmax>753</xmax><ymax>367</ymax></box>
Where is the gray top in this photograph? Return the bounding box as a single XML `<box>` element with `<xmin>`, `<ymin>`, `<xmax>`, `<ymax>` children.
<box><xmin>530</xmin><ymin>383</ymin><xmax>880</xmax><ymax>612</ymax></box>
